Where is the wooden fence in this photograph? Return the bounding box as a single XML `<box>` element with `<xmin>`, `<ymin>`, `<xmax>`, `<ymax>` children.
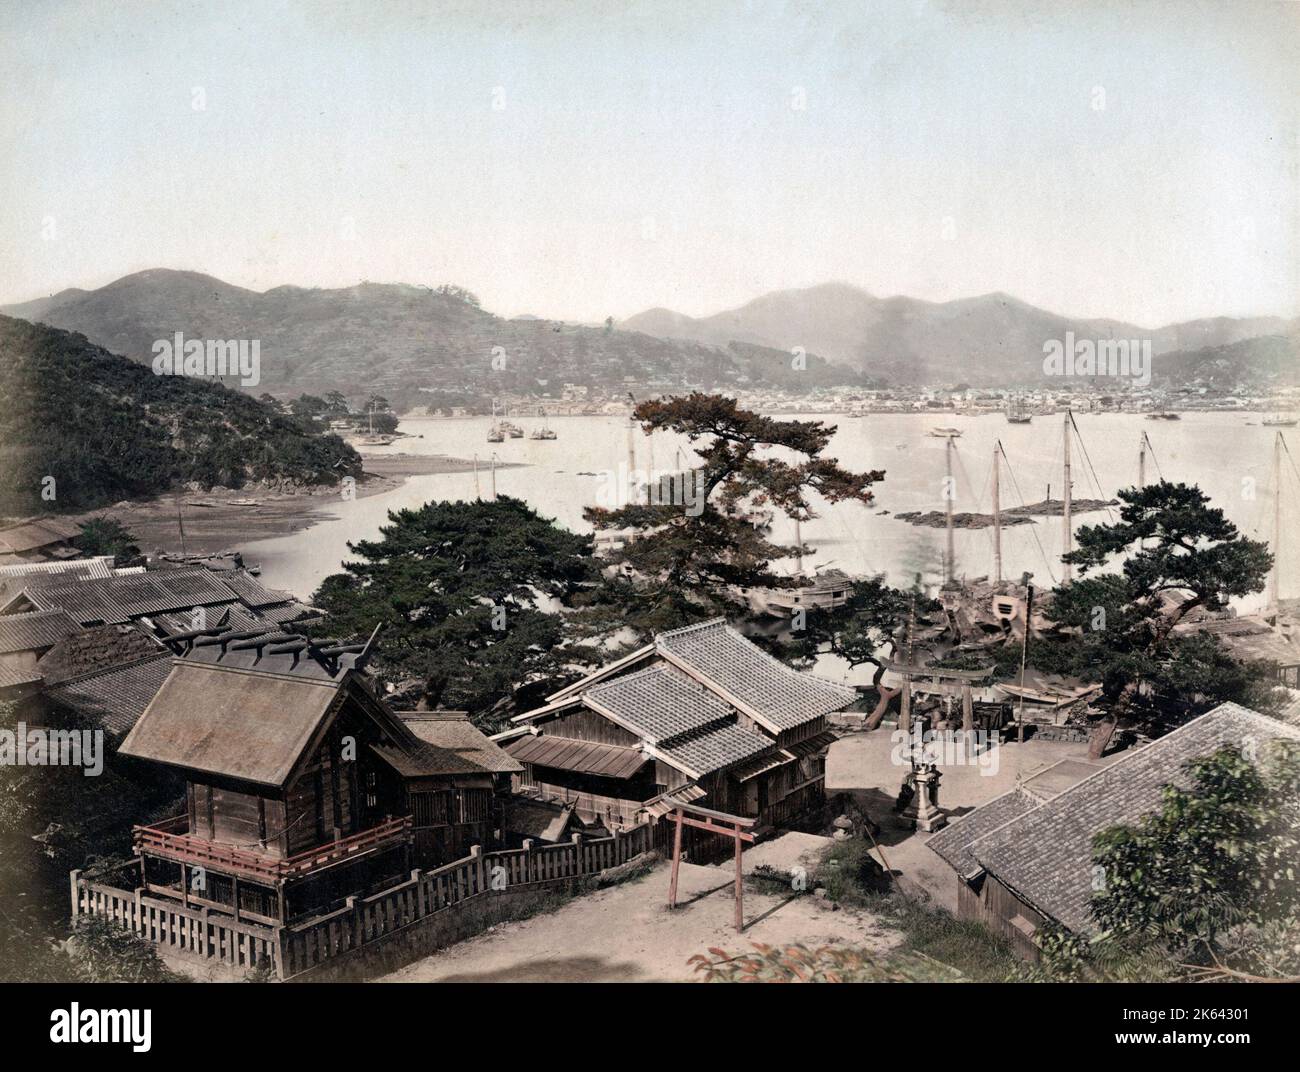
<box><xmin>72</xmin><ymin>824</ymin><xmax>654</xmax><ymax>980</ymax></box>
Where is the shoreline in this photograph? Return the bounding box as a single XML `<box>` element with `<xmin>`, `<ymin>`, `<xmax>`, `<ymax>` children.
<box><xmin>67</xmin><ymin>453</ymin><xmax>522</xmax><ymax>559</ymax></box>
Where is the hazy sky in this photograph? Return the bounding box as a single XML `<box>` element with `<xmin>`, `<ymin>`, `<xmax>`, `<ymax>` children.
<box><xmin>1</xmin><ymin>0</ymin><xmax>1297</xmax><ymax>325</ymax></box>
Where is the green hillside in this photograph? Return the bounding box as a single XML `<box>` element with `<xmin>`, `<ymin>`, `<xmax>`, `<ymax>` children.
<box><xmin>0</xmin><ymin>315</ymin><xmax>362</xmax><ymax>515</ymax></box>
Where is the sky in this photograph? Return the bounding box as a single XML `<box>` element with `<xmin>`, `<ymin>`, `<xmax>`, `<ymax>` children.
<box><xmin>1</xmin><ymin>0</ymin><xmax>1297</xmax><ymax>326</ymax></box>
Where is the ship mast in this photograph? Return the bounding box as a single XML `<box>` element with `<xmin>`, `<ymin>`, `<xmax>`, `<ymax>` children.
<box><xmin>794</xmin><ymin>514</ymin><xmax>805</xmax><ymax>577</ymax></box>
<box><xmin>1271</xmin><ymin>431</ymin><xmax>1282</xmax><ymax>613</ymax></box>
<box><xmin>944</xmin><ymin>435</ymin><xmax>955</xmax><ymax>587</ymax></box>
<box><xmin>1138</xmin><ymin>431</ymin><xmax>1146</xmax><ymax>488</ymax></box>
<box><xmin>992</xmin><ymin>441</ymin><xmax>1003</xmax><ymax>585</ymax></box>
<box><xmin>1062</xmin><ymin>410</ymin><xmax>1073</xmax><ymax>583</ymax></box>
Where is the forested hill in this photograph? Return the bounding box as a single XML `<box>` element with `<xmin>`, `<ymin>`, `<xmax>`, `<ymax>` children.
<box><xmin>0</xmin><ymin>315</ymin><xmax>362</xmax><ymax>515</ymax></box>
<box><xmin>0</xmin><ymin>270</ymin><xmax>861</xmax><ymax>409</ymax></box>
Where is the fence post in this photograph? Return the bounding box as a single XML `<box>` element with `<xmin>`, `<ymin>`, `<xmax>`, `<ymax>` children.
<box><xmin>572</xmin><ymin>832</ymin><xmax>584</xmax><ymax>876</ymax></box>
<box><xmin>522</xmin><ymin>839</ymin><xmax>535</xmax><ymax>883</ymax></box>
<box><xmin>69</xmin><ymin>869</ymin><xmax>81</xmax><ymax>920</ymax></box>
<box><xmin>412</xmin><ymin>869</ymin><xmax>426</xmax><ymax>917</ymax></box>
<box><xmin>274</xmin><ymin>926</ymin><xmax>289</xmax><ymax>981</ymax></box>
<box><xmin>347</xmin><ymin>895</ymin><xmax>363</xmax><ymax>946</ymax></box>
<box><xmin>470</xmin><ymin>845</ymin><xmax>484</xmax><ymax>894</ymax></box>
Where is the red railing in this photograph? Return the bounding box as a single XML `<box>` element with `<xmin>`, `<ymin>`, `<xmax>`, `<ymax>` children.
<box><xmin>133</xmin><ymin>815</ymin><xmax>413</xmax><ymax>885</ymax></box>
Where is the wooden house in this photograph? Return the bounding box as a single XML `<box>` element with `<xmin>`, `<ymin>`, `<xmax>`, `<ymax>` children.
<box><xmin>498</xmin><ymin>618</ymin><xmax>855</xmax><ymax>842</ymax></box>
<box><xmin>117</xmin><ymin>627</ymin><xmax>519</xmax><ymax>926</ymax></box>
<box><xmin>926</xmin><ymin>703</ymin><xmax>1300</xmax><ymax>960</ymax></box>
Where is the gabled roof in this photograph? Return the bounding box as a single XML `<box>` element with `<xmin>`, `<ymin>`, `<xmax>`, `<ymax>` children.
<box><xmin>43</xmin><ymin>653</ymin><xmax>175</xmax><ymax>736</ymax></box>
<box><xmin>119</xmin><ymin>661</ymin><xmax>345</xmax><ymax>787</ymax></box>
<box><xmin>961</xmin><ymin>703</ymin><xmax>1300</xmax><ymax>934</ymax></box>
<box><xmin>398</xmin><ymin>712</ymin><xmax>523</xmax><ymax>774</ymax></box>
<box><xmin>585</xmin><ymin>664</ymin><xmax>771</xmax><ymax>777</ymax></box>
<box><xmin>0</xmin><ymin>609</ymin><xmax>78</xmax><ymax>654</ymax></box>
<box><xmin>655</xmin><ymin>618</ymin><xmax>856</xmax><ymax>731</ymax></box>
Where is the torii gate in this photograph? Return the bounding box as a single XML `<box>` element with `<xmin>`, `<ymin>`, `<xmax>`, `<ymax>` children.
<box><xmin>665</xmin><ymin>800</ymin><xmax>757</xmax><ymax>931</ymax></box>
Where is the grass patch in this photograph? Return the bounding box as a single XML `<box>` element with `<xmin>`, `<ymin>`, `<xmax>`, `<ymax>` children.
<box><xmin>820</xmin><ymin>838</ymin><xmax>1029</xmax><ymax>982</ymax></box>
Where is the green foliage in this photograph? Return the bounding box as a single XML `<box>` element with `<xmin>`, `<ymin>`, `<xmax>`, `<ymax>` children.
<box><xmin>1036</xmin><ymin>481</ymin><xmax>1276</xmax><ymax>720</ymax></box>
<box><xmin>75</xmin><ymin>516</ymin><xmax>141</xmax><ymax>565</ymax></box>
<box><xmin>312</xmin><ymin>496</ymin><xmax>600</xmax><ymax>723</ymax></box>
<box><xmin>582</xmin><ymin>393</ymin><xmax>884</xmax><ymax>638</ymax></box>
<box><xmin>0</xmin><ymin>316</ymin><xmax>362</xmax><ymax>513</ymax></box>
<box><xmin>1090</xmin><ymin>741</ymin><xmax>1300</xmax><ymax>977</ymax></box>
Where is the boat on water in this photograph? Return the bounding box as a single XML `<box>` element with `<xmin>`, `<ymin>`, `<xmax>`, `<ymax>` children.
<box><xmin>1146</xmin><ymin>411</ymin><xmax>1181</xmax><ymax>420</ymax></box>
<box><xmin>487</xmin><ymin>426</ymin><xmax>505</xmax><ymax>443</ymax></box>
<box><xmin>1005</xmin><ymin>397</ymin><xmax>1033</xmax><ymax>424</ymax></box>
<box><xmin>1261</xmin><ymin>413</ymin><xmax>1297</xmax><ymax>427</ymax></box>
<box><xmin>501</xmin><ymin>421</ymin><xmax>524</xmax><ymax>438</ymax></box>
<box><xmin>529</xmin><ymin>409</ymin><xmax>557</xmax><ymax>440</ymax></box>
<box><xmin>736</xmin><ymin>568</ymin><xmax>855</xmax><ymax>619</ymax></box>
<box><xmin>928</xmin><ymin>426</ymin><xmax>963</xmax><ymax>438</ymax></box>
<box><xmin>357</xmin><ymin>433</ymin><xmax>397</xmax><ymax>446</ymax></box>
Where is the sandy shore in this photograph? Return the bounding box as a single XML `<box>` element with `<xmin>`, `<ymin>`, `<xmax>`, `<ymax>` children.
<box><xmin>70</xmin><ymin>453</ymin><xmax>519</xmax><ymax>558</ymax></box>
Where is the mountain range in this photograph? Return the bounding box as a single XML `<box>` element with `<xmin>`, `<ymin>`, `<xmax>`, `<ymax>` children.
<box><xmin>3</xmin><ymin>272</ymin><xmax>1295</xmax><ymax>399</ymax></box>
<box><xmin>622</xmin><ymin>282</ymin><xmax>1298</xmax><ymax>386</ymax></box>
<box><xmin>0</xmin><ymin>271</ymin><xmax>856</xmax><ymax>410</ymax></box>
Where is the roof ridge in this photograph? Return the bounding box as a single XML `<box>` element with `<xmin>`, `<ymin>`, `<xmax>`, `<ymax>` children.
<box><xmin>654</xmin><ymin>618</ymin><xmax>726</xmax><ymax>643</ymax></box>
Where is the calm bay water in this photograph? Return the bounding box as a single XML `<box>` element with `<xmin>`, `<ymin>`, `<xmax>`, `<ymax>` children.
<box><xmin>246</xmin><ymin>411</ymin><xmax>1297</xmax><ymax>613</ymax></box>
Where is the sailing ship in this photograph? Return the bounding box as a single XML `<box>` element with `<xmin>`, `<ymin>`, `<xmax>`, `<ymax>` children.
<box><xmin>928</xmin><ymin>426</ymin><xmax>963</xmax><ymax>438</ymax></box>
<box><xmin>356</xmin><ymin>403</ymin><xmax>398</xmax><ymax>445</ymax></box>
<box><xmin>487</xmin><ymin>426</ymin><xmax>505</xmax><ymax>443</ymax></box>
<box><xmin>1262</xmin><ymin>413</ymin><xmax>1297</xmax><ymax>427</ymax></box>
<box><xmin>1005</xmin><ymin>397</ymin><xmax>1033</xmax><ymax>424</ymax></box>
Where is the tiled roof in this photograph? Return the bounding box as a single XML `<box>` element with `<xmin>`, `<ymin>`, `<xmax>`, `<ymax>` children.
<box><xmin>0</xmin><ymin>609</ymin><xmax>78</xmax><ymax>654</ymax></box>
<box><xmin>925</xmin><ymin>789</ymin><xmax>1039</xmax><ymax>879</ymax></box>
<box><xmin>23</xmin><ymin>569</ymin><xmax>242</xmax><ymax>625</ymax></box>
<box><xmin>0</xmin><ymin>557</ymin><xmax>114</xmax><ymax>580</ymax></box>
<box><xmin>587</xmin><ymin>664</ymin><xmax>733</xmax><ymax>741</ymax></box>
<box><xmin>656</xmin><ymin>618</ymin><xmax>856</xmax><ymax>730</ymax></box>
<box><xmin>970</xmin><ymin>703</ymin><xmax>1300</xmax><ymax>934</ymax></box>
<box><xmin>585</xmin><ymin>664</ymin><xmax>772</xmax><ymax>776</ymax></box>
<box><xmin>43</xmin><ymin>654</ymin><xmax>175</xmax><ymax>736</ymax></box>
<box><xmin>216</xmin><ymin>571</ymin><xmax>295</xmax><ymax>609</ymax></box>
<box><xmin>399</xmin><ymin>712</ymin><xmax>524</xmax><ymax>774</ymax></box>
<box><xmin>0</xmin><ymin>663</ymin><xmax>43</xmax><ymax>689</ymax></box>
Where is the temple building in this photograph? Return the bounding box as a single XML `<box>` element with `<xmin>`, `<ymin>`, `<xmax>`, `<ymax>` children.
<box><xmin>497</xmin><ymin>618</ymin><xmax>856</xmax><ymax>842</ymax></box>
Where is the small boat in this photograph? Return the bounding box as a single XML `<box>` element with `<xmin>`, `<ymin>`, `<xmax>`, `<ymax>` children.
<box><xmin>487</xmin><ymin>426</ymin><xmax>505</xmax><ymax>443</ymax></box>
<box><xmin>357</xmin><ymin>434</ymin><xmax>397</xmax><ymax>446</ymax></box>
<box><xmin>1146</xmin><ymin>411</ymin><xmax>1181</xmax><ymax>420</ymax></box>
<box><xmin>501</xmin><ymin>420</ymin><xmax>524</xmax><ymax>438</ymax></box>
<box><xmin>928</xmin><ymin>426</ymin><xmax>963</xmax><ymax>438</ymax></box>
<box><xmin>528</xmin><ymin>409</ymin><xmax>557</xmax><ymax>440</ymax></box>
<box><xmin>228</xmin><ymin>499</ymin><xmax>260</xmax><ymax>508</ymax></box>
<box><xmin>1261</xmin><ymin>413</ymin><xmax>1297</xmax><ymax>427</ymax></box>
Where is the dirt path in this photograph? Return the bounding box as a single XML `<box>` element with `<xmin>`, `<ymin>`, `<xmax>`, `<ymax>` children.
<box><xmin>378</xmin><ymin>853</ymin><xmax>900</xmax><ymax>983</ymax></box>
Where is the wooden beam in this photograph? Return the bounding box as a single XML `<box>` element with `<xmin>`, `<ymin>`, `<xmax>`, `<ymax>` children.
<box><xmin>667</xmin><ymin>809</ymin><xmax>684</xmax><ymax>908</ymax></box>
<box><xmin>733</xmin><ymin>826</ymin><xmax>744</xmax><ymax>931</ymax></box>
